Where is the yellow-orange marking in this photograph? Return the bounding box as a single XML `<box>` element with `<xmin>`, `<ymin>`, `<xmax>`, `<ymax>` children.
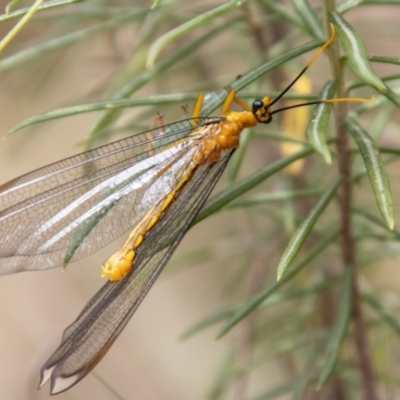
<box><xmin>134</xmin><ymin>234</ymin><xmax>143</xmax><ymax>247</ymax></box>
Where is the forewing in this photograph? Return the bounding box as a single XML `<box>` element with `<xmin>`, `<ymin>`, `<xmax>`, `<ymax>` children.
<box><xmin>0</xmin><ymin>118</ymin><xmax>219</xmax><ymax>275</ymax></box>
<box><xmin>39</xmin><ymin>152</ymin><xmax>232</xmax><ymax>395</ymax></box>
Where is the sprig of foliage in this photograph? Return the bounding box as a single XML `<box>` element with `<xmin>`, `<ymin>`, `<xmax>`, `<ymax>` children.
<box><xmin>2</xmin><ymin>1</ymin><xmax>400</xmax><ymax>399</ymax></box>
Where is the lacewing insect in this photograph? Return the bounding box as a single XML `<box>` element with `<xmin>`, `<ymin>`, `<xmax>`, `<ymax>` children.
<box><xmin>0</xmin><ymin>25</ymin><xmax>369</xmax><ymax>395</ymax></box>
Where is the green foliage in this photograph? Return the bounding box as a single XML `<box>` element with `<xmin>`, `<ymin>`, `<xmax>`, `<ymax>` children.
<box><xmin>2</xmin><ymin>0</ymin><xmax>400</xmax><ymax>398</ymax></box>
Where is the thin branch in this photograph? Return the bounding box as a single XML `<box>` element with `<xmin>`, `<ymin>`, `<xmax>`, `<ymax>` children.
<box><xmin>323</xmin><ymin>2</ymin><xmax>381</xmax><ymax>400</ymax></box>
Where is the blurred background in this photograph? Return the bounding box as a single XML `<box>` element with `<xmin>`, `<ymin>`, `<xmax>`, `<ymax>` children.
<box><xmin>0</xmin><ymin>1</ymin><xmax>399</xmax><ymax>399</ymax></box>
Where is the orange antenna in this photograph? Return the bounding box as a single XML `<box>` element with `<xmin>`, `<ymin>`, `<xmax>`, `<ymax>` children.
<box><xmin>269</xmin><ymin>23</ymin><xmax>336</xmax><ymax>108</ymax></box>
<box><xmin>267</xmin><ymin>23</ymin><xmax>374</xmax><ymax>113</ymax></box>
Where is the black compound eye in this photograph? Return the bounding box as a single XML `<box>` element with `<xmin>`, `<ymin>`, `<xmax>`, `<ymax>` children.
<box><xmin>252</xmin><ymin>99</ymin><xmax>263</xmax><ymax>113</ymax></box>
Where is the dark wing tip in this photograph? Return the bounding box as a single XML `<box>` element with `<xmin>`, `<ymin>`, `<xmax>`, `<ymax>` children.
<box><xmin>39</xmin><ymin>363</ymin><xmax>85</xmax><ymax>395</ymax></box>
<box><xmin>50</xmin><ymin>372</ymin><xmax>84</xmax><ymax>395</ymax></box>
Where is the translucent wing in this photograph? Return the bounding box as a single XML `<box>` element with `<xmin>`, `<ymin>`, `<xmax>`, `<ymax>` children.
<box><xmin>38</xmin><ymin>152</ymin><xmax>232</xmax><ymax>395</ymax></box>
<box><xmin>0</xmin><ymin>118</ymin><xmax>221</xmax><ymax>275</ymax></box>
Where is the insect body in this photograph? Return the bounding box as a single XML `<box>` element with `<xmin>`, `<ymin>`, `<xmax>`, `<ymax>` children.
<box><xmin>0</xmin><ymin>25</ymin><xmax>369</xmax><ymax>394</ymax></box>
<box><xmin>101</xmin><ymin>91</ymin><xmax>272</xmax><ymax>281</ymax></box>
<box><xmin>37</xmin><ymin>94</ymin><xmax>272</xmax><ymax>393</ymax></box>
<box><xmin>0</xmin><ymin>89</ymin><xmax>283</xmax><ymax>394</ymax></box>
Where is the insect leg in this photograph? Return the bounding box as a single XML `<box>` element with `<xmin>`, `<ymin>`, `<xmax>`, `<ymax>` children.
<box><xmin>233</xmin><ymin>96</ymin><xmax>252</xmax><ymax>112</ymax></box>
<box><xmin>146</xmin><ymin>113</ymin><xmax>165</xmax><ymax>155</ymax></box>
<box><xmin>191</xmin><ymin>93</ymin><xmax>204</xmax><ymax>126</ymax></box>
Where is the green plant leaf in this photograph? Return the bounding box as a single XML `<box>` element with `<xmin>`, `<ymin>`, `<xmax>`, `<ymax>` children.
<box><xmin>18</xmin><ymin>39</ymin><xmax>319</xmax><ymax>145</ymax></box>
<box><xmin>277</xmin><ymin>177</ymin><xmax>342</xmax><ymax>280</ymax></box>
<box><xmin>354</xmin><ymin>208</ymin><xmax>400</xmax><ymax>237</ymax></box>
<box><xmin>363</xmin><ymin>294</ymin><xmax>400</xmax><ymax>338</ymax></box>
<box><xmin>0</xmin><ymin>9</ymin><xmax>147</xmax><ymax>73</ymax></box>
<box><xmin>317</xmin><ymin>267</ymin><xmax>352</xmax><ymax>388</ymax></box>
<box><xmin>347</xmin><ymin>73</ymin><xmax>400</xmax><ymax>92</ymax></box>
<box><xmin>345</xmin><ymin>117</ymin><xmax>395</xmax><ymax>230</ymax></box>
<box><xmin>259</xmin><ymin>0</ymin><xmax>305</xmax><ymax>30</ymax></box>
<box><xmin>208</xmin><ymin>351</ymin><xmax>236</xmax><ymax>400</ymax></box>
<box><xmin>182</xmin><ymin>279</ymin><xmax>337</xmax><ymax>340</ymax></box>
<box><xmin>151</xmin><ymin>0</ymin><xmax>162</xmax><ymax>9</ymax></box>
<box><xmin>216</xmin><ymin>231</ymin><xmax>339</xmax><ymax>339</ymax></box>
<box><xmin>85</xmin><ymin>23</ymin><xmax>231</xmax><ymax>146</ymax></box>
<box><xmin>306</xmin><ymin>80</ymin><xmax>336</xmax><ymax>164</ymax></box>
<box><xmin>369</xmin><ymin>55</ymin><xmax>400</xmax><ymax>66</ymax></box>
<box><xmin>227</xmin><ymin>188</ymin><xmax>321</xmax><ymax>208</ymax></box>
<box><xmin>5</xmin><ymin>0</ymin><xmax>22</xmax><ymax>15</ymax></box>
<box><xmin>292</xmin><ymin>348</ymin><xmax>319</xmax><ymax>400</ymax></box>
<box><xmin>383</xmin><ymin>86</ymin><xmax>400</xmax><ymax>107</ymax></box>
<box><xmin>363</xmin><ymin>0</ymin><xmax>400</xmax><ymax>4</ymax></box>
<box><xmin>226</xmin><ymin>129</ymin><xmax>251</xmax><ymax>185</ymax></box>
<box><xmin>358</xmin><ymin>242</ymin><xmax>400</xmax><ymax>267</ymax></box>
<box><xmin>0</xmin><ymin>0</ymin><xmax>46</xmax><ymax>54</ymax></box>
<box><xmin>7</xmin><ymin>91</ymin><xmax>318</xmax><ymax>135</ymax></box>
<box><xmin>0</xmin><ymin>0</ymin><xmax>82</xmax><ymax>22</ymax></box>
<box><xmin>0</xmin><ymin>0</ymin><xmax>80</xmax><ymax>21</ymax></box>
<box><xmin>346</xmin><ymin>75</ymin><xmax>400</xmax><ymax>112</ymax></box>
<box><xmin>200</xmin><ymin>40</ymin><xmax>321</xmax><ymax>117</ymax></box>
<box><xmin>380</xmin><ymin>146</ymin><xmax>400</xmax><ymax>156</ymax></box>
<box><xmin>338</xmin><ymin>0</ymin><xmax>362</xmax><ymax>13</ymax></box>
<box><xmin>337</xmin><ymin>0</ymin><xmax>400</xmax><ymax>12</ymax></box>
<box><xmin>194</xmin><ymin>147</ymin><xmax>314</xmax><ymax>224</ymax></box>
<box><xmin>329</xmin><ymin>12</ymin><xmax>387</xmax><ymax>93</ymax></box>
<box><xmin>7</xmin><ymin>93</ymin><xmax>200</xmax><ymax>135</ymax></box>
<box><xmin>290</xmin><ymin>0</ymin><xmax>324</xmax><ymax>39</ymax></box>
<box><xmin>146</xmin><ymin>0</ymin><xmax>248</xmax><ymax>68</ymax></box>
<box><xmin>180</xmin><ymin>307</ymin><xmax>236</xmax><ymax>341</ymax></box>
<box><xmin>250</xmin><ymin>383</ymin><xmax>293</xmax><ymax>400</ymax></box>
<box><xmin>368</xmin><ymin>104</ymin><xmax>396</xmax><ymax>138</ymax></box>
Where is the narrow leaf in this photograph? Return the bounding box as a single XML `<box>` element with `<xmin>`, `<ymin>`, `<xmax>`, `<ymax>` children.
<box><xmin>200</xmin><ymin>40</ymin><xmax>320</xmax><ymax>117</ymax></box>
<box><xmin>216</xmin><ymin>231</ymin><xmax>339</xmax><ymax>339</ymax></box>
<box><xmin>383</xmin><ymin>86</ymin><xmax>400</xmax><ymax>107</ymax></box>
<box><xmin>227</xmin><ymin>188</ymin><xmax>321</xmax><ymax>208</ymax></box>
<box><xmin>292</xmin><ymin>348</ymin><xmax>319</xmax><ymax>400</ymax></box>
<box><xmin>358</xmin><ymin>243</ymin><xmax>400</xmax><ymax>267</ymax></box>
<box><xmin>345</xmin><ymin>117</ymin><xmax>395</xmax><ymax>230</ymax></box>
<box><xmin>194</xmin><ymin>147</ymin><xmax>314</xmax><ymax>224</ymax></box>
<box><xmin>306</xmin><ymin>80</ymin><xmax>336</xmax><ymax>164</ymax></box>
<box><xmin>363</xmin><ymin>294</ymin><xmax>400</xmax><ymax>338</ymax></box>
<box><xmin>226</xmin><ymin>129</ymin><xmax>251</xmax><ymax>185</ymax></box>
<box><xmin>208</xmin><ymin>352</ymin><xmax>236</xmax><ymax>400</ymax></box>
<box><xmin>317</xmin><ymin>267</ymin><xmax>352</xmax><ymax>388</ymax></box>
<box><xmin>259</xmin><ymin>0</ymin><xmax>305</xmax><ymax>31</ymax></box>
<box><xmin>0</xmin><ymin>0</ymin><xmax>45</xmax><ymax>55</ymax></box>
<box><xmin>338</xmin><ymin>0</ymin><xmax>362</xmax><ymax>13</ymax></box>
<box><xmin>369</xmin><ymin>55</ymin><xmax>400</xmax><ymax>66</ymax></box>
<box><xmin>180</xmin><ymin>307</ymin><xmax>236</xmax><ymax>340</ymax></box>
<box><xmin>151</xmin><ymin>0</ymin><xmax>162</xmax><ymax>9</ymax></box>
<box><xmin>251</xmin><ymin>383</ymin><xmax>293</xmax><ymax>400</ymax></box>
<box><xmin>290</xmin><ymin>0</ymin><xmax>324</xmax><ymax>40</ymax></box>
<box><xmin>0</xmin><ymin>0</ymin><xmax>82</xmax><ymax>22</ymax></box>
<box><xmin>86</xmin><ymin>23</ymin><xmax>231</xmax><ymax>145</ymax></box>
<box><xmin>329</xmin><ymin>12</ymin><xmax>387</xmax><ymax>93</ymax></box>
<box><xmin>277</xmin><ymin>177</ymin><xmax>342</xmax><ymax>280</ymax></box>
<box><xmin>146</xmin><ymin>0</ymin><xmax>247</xmax><ymax>68</ymax></box>
<box><xmin>354</xmin><ymin>208</ymin><xmax>400</xmax><ymax>237</ymax></box>
<box><xmin>182</xmin><ymin>279</ymin><xmax>337</xmax><ymax>340</ymax></box>
<box><xmin>7</xmin><ymin>93</ymin><xmax>200</xmax><ymax>135</ymax></box>
<box><xmin>0</xmin><ymin>10</ymin><xmax>147</xmax><ymax>73</ymax></box>
<box><xmin>368</xmin><ymin>104</ymin><xmax>396</xmax><ymax>138</ymax></box>
<box><xmin>5</xmin><ymin>0</ymin><xmax>22</xmax><ymax>15</ymax></box>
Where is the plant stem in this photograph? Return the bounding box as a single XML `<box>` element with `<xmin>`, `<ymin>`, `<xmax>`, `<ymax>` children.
<box><xmin>323</xmin><ymin>2</ymin><xmax>381</xmax><ymax>400</ymax></box>
<box><xmin>0</xmin><ymin>0</ymin><xmax>45</xmax><ymax>55</ymax></box>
